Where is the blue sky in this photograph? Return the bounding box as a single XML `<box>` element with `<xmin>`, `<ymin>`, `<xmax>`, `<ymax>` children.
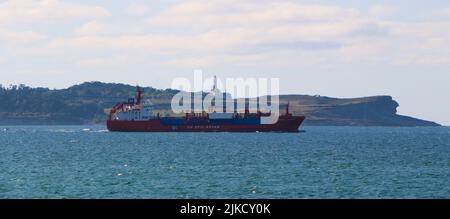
<box><xmin>0</xmin><ymin>0</ymin><xmax>449</xmax><ymax>125</ymax></box>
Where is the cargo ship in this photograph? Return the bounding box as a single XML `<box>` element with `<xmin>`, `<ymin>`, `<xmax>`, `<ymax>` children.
<box><xmin>107</xmin><ymin>85</ymin><xmax>305</xmax><ymax>132</ymax></box>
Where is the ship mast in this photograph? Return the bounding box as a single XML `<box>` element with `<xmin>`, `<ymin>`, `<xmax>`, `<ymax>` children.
<box><xmin>285</xmin><ymin>101</ymin><xmax>291</xmax><ymax>116</ymax></box>
<box><xmin>135</xmin><ymin>86</ymin><xmax>143</xmax><ymax>106</ymax></box>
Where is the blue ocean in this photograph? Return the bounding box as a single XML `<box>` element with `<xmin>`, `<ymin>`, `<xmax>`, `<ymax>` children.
<box><xmin>0</xmin><ymin>126</ymin><xmax>449</xmax><ymax>198</ymax></box>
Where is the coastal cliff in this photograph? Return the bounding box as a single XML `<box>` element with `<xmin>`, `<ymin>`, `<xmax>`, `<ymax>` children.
<box><xmin>278</xmin><ymin>95</ymin><xmax>439</xmax><ymax>126</ymax></box>
<box><xmin>0</xmin><ymin>82</ymin><xmax>440</xmax><ymax>126</ymax></box>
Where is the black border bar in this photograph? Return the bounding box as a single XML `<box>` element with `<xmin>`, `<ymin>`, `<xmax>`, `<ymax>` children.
<box><xmin>0</xmin><ymin>199</ymin><xmax>448</xmax><ymax>217</ymax></box>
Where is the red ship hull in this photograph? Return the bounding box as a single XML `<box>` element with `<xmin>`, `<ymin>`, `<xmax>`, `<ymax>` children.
<box><xmin>107</xmin><ymin>116</ymin><xmax>305</xmax><ymax>132</ymax></box>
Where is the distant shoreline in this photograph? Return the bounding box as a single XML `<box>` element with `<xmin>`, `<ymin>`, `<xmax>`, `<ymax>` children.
<box><xmin>0</xmin><ymin>81</ymin><xmax>441</xmax><ymax>127</ymax></box>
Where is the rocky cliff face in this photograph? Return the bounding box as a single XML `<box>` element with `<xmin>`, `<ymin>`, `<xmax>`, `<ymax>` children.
<box><xmin>279</xmin><ymin>95</ymin><xmax>439</xmax><ymax>126</ymax></box>
<box><xmin>0</xmin><ymin>82</ymin><xmax>440</xmax><ymax>126</ymax></box>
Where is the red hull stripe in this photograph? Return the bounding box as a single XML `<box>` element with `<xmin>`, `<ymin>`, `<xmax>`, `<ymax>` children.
<box><xmin>107</xmin><ymin>116</ymin><xmax>305</xmax><ymax>132</ymax></box>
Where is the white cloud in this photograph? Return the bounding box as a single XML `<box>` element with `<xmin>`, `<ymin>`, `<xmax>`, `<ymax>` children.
<box><xmin>140</xmin><ymin>1</ymin><xmax>450</xmax><ymax>66</ymax></box>
<box><xmin>0</xmin><ymin>28</ymin><xmax>45</xmax><ymax>44</ymax></box>
<box><xmin>126</xmin><ymin>3</ymin><xmax>149</xmax><ymax>16</ymax></box>
<box><xmin>8</xmin><ymin>0</ymin><xmax>450</xmax><ymax>68</ymax></box>
<box><xmin>74</xmin><ymin>21</ymin><xmax>114</xmax><ymax>36</ymax></box>
<box><xmin>368</xmin><ymin>5</ymin><xmax>398</xmax><ymax>17</ymax></box>
<box><xmin>432</xmin><ymin>7</ymin><xmax>450</xmax><ymax>17</ymax></box>
<box><xmin>0</xmin><ymin>0</ymin><xmax>109</xmax><ymax>24</ymax></box>
<box><xmin>76</xmin><ymin>54</ymin><xmax>135</xmax><ymax>67</ymax></box>
<box><xmin>147</xmin><ymin>1</ymin><xmax>360</xmax><ymax>28</ymax></box>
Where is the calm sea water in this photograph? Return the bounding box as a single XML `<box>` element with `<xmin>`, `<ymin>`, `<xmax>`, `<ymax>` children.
<box><xmin>0</xmin><ymin>125</ymin><xmax>449</xmax><ymax>198</ymax></box>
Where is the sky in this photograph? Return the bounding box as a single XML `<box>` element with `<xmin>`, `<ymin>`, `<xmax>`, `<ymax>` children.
<box><xmin>0</xmin><ymin>0</ymin><xmax>449</xmax><ymax>125</ymax></box>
